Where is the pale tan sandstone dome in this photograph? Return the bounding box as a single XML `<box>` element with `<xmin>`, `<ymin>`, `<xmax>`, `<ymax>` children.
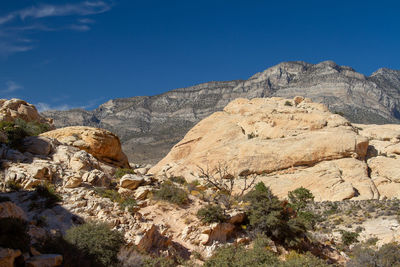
<box><xmin>0</xmin><ymin>98</ymin><xmax>53</xmax><ymax>126</ymax></box>
<box><xmin>41</xmin><ymin>126</ymin><xmax>129</xmax><ymax>168</ymax></box>
<box><xmin>149</xmin><ymin>97</ymin><xmax>400</xmax><ymax>201</ymax></box>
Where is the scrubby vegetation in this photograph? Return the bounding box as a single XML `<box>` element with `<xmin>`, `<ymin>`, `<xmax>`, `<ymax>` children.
<box><xmin>245</xmin><ymin>182</ymin><xmax>308</xmax><ymax>248</ymax></box>
<box><xmin>153</xmin><ymin>181</ymin><xmax>189</xmax><ymax>206</ymax></box>
<box><xmin>197</xmin><ymin>204</ymin><xmax>226</xmax><ymax>224</ymax></box>
<box><xmin>5</xmin><ymin>180</ymin><xmax>22</xmax><ymax>191</ymax></box>
<box><xmin>347</xmin><ymin>242</ymin><xmax>400</xmax><ymax>267</ymax></box>
<box><xmin>94</xmin><ymin>187</ymin><xmax>137</xmax><ymax>212</ymax></box>
<box><xmin>29</xmin><ymin>184</ymin><xmax>62</xmax><ymax>209</ymax></box>
<box><xmin>65</xmin><ymin>222</ymin><xmax>124</xmax><ymax>267</ymax></box>
<box><xmin>0</xmin><ymin>118</ymin><xmax>51</xmax><ymax>149</ymax></box>
<box><xmin>114</xmin><ymin>168</ymin><xmax>136</xmax><ymax>179</ymax></box>
<box><xmin>203</xmin><ymin>235</ymin><xmax>329</xmax><ymax>267</ymax></box>
<box><xmin>0</xmin><ymin>217</ymin><xmax>30</xmax><ymax>252</ymax></box>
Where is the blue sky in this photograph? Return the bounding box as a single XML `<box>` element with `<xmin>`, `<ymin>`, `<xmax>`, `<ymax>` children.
<box><xmin>0</xmin><ymin>0</ymin><xmax>399</xmax><ymax>111</ymax></box>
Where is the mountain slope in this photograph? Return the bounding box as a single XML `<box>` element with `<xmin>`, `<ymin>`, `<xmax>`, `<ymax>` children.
<box><xmin>42</xmin><ymin>61</ymin><xmax>400</xmax><ymax>164</ymax></box>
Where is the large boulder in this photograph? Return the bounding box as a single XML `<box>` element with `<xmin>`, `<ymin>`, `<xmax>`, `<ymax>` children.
<box><xmin>41</xmin><ymin>126</ymin><xmax>129</xmax><ymax>168</ymax></box>
<box><xmin>21</xmin><ymin>136</ymin><xmax>55</xmax><ymax>156</ymax></box>
<box><xmin>0</xmin><ymin>201</ymin><xmax>27</xmax><ymax>220</ymax></box>
<box><xmin>120</xmin><ymin>174</ymin><xmax>144</xmax><ymax>190</ymax></box>
<box><xmin>0</xmin><ymin>247</ymin><xmax>21</xmax><ymax>267</ymax></box>
<box><xmin>150</xmin><ymin>97</ymin><xmax>368</xmax><ymax>179</ymax></box>
<box><xmin>0</xmin><ymin>98</ymin><xmax>53</xmax><ymax>125</ymax></box>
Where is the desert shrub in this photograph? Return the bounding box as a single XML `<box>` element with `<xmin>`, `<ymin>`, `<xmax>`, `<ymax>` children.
<box><xmin>0</xmin><ymin>118</ymin><xmax>51</xmax><ymax>149</ymax></box>
<box><xmin>114</xmin><ymin>168</ymin><xmax>135</xmax><ymax>179</ymax></box>
<box><xmin>204</xmin><ymin>235</ymin><xmax>278</xmax><ymax>267</ymax></box>
<box><xmin>284</xmin><ymin>100</ymin><xmax>293</xmax><ymax>106</ymax></box>
<box><xmin>169</xmin><ymin>176</ymin><xmax>186</xmax><ymax>185</ymax></box>
<box><xmin>245</xmin><ymin>182</ymin><xmax>307</xmax><ymax>248</ymax></box>
<box><xmin>153</xmin><ymin>181</ymin><xmax>189</xmax><ymax>206</ymax></box>
<box><xmin>288</xmin><ymin>187</ymin><xmax>314</xmax><ymax>211</ymax></box>
<box><xmin>347</xmin><ymin>242</ymin><xmax>400</xmax><ymax>267</ymax></box>
<box><xmin>0</xmin><ymin>217</ymin><xmax>30</xmax><ymax>252</ymax></box>
<box><xmin>0</xmin><ymin>195</ymin><xmax>11</xmax><ymax>202</ymax></box>
<box><xmin>143</xmin><ymin>256</ymin><xmax>176</xmax><ymax>267</ymax></box>
<box><xmin>340</xmin><ymin>230</ymin><xmax>359</xmax><ymax>246</ymax></box>
<box><xmin>197</xmin><ymin>204</ymin><xmax>226</xmax><ymax>224</ymax></box>
<box><xmin>65</xmin><ymin>222</ymin><xmax>124</xmax><ymax>267</ymax></box>
<box><xmin>31</xmin><ymin>184</ymin><xmax>62</xmax><ymax>208</ymax></box>
<box><xmin>94</xmin><ymin>187</ymin><xmax>137</xmax><ymax>212</ymax></box>
<box><xmin>120</xmin><ymin>198</ymin><xmax>137</xmax><ymax>213</ymax></box>
<box><xmin>278</xmin><ymin>251</ymin><xmax>330</xmax><ymax>267</ymax></box>
<box><xmin>5</xmin><ymin>180</ymin><xmax>22</xmax><ymax>191</ymax></box>
<box><xmin>36</xmin><ymin>235</ymin><xmax>102</xmax><ymax>267</ymax></box>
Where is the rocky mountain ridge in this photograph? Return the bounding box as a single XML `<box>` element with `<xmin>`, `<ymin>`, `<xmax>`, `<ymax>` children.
<box><xmin>43</xmin><ymin>61</ymin><xmax>400</xmax><ymax>163</ymax></box>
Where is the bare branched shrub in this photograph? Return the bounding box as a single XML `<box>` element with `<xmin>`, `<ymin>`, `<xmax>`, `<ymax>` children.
<box><xmin>197</xmin><ymin>162</ymin><xmax>256</xmax><ymax>209</ymax></box>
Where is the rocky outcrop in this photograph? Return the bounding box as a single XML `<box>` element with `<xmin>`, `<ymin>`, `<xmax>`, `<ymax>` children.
<box><xmin>150</xmin><ymin>97</ymin><xmax>400</xmax><ymax>201</ymax></box>
<box><xmin>0</xmin><ymin>247</ymin><xmax>21</xmax><ymax>267</ymax></box>
<box><xmin>41</xmin><ymin>126</ymin><xmax>129</xmax><ymax>168</ymax></box>
<box><xmin>0</xmin><ymin>98</ymin><xmax>53</xmax><ymax>126</ymax></box>
<box><xmin>0</xmin><ymin>201</ymin><xmax>27</xmax><ymax>220</ymax></box>
<box><xmin>43</xmin><ymin>61</ymin><xmax>400</xmax><ymax>164</ymax></box>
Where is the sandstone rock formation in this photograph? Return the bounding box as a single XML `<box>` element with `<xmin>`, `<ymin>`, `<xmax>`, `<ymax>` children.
<box><xmin>0</xmin><ymin>98</ymin><xmax>53</xmax><ymax>126</ymax></box>
<box><xmin>43</xmin><ymin>61</ymin><xmax>400</xmax><ymax>164</ymax></box>
<box><xmin>150</xmin><ymin>97</ymin><xmax>400</xmax><ymax>201</ymax></box>
<box><xmin>41</xmin><ymin>126</ymin><xmax>129</xmax><ymax>168</ymax></box>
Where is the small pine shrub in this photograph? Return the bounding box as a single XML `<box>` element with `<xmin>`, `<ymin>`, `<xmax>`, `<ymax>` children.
<box><xmin>114</xmin><ymin>168</ymin><xmax>135</xmax><ymax>179</ymax></box>
<box><xmin>0</xmin><ymin>217</ymin><xmax>30</xmax><ymax>252</ymax></box>
<box><xmin>288</xmin><ymin>187</ymin><xmax>314</xmax><ymax>211</ymax></box>
<box><xmin>120</xmin><ymin>198</ymin><xmax>137</xmax><ymax>213</ymax></box>
<box><xmin>65</xmin><ymin>222</ymin><xmax>124</xmax><ymax>267</ymax></box>
<box><xmin>153</xmin><ymin>181</ymin><xmax>189</xmax><ymax>206</ymax></box>
<box><xmin>197</xmin><ymin>204</ymin><xmax>226</xmax><ymax>224</ymax></box>
<box><xmin>245</xmin><ymin>182</ymin><xmax>307</xmax><ymax>248</ymax></box>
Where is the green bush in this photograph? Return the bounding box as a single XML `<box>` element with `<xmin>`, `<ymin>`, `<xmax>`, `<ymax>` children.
<box><xmin>0</xmin><ymin>217</ymin><xmax>30</xmax><ymax>252</ymax></box>
<box><xmin>31</xmin><ymin>184</ymin><xmax>62</xmax><ymax>209</ymax></box>
<box><xmin>288</xmin><ymin>187</ymin><xmax>314</xmax><ymax>211</ymax></box>
<box><xmin>245</xmin><ymin>182</ymin><xmax>307</xmax><ymax>248</ymax></box>
<box><xmin>0</xmin><ymin>118</ymin><xmax>51</xmax><ymax>149</ymax></box>
<box><xmin>114</xmin><ymin>168</ymin><xmax>135</xmax><ymax>179</ymax></box>
<box><xmin>65</xmin><ymin>222</ymin><xmax>124</xmax><ymax>267</ymax></box>
<box><xmin>36</xmin><ymin>235</ymin><xmax>102</xmax><ymax>267</ymax></box>
<box><xmin>197</xmin><ymin>204</ymin><xmax>226</xmax><ymax>224</ymax></box>
<box><xmin>340</xmin><ymin>230</ymin><xmax>359</xmax><ymax>246</ymax></box>
<box><xmin>347</xmin><ymin>242</ymin><xmax>400</xmax><ymax>267</ymax></box>
<box><xmin>278</xmin><ymin>251</ymin><xmax>330</xmax><ymax>267</ymax></box>
<box><xmin>153</xmin><ymin>181</ymin><xmax>189</xmax><ymax>206</ymax></box>
<box><xmin>204</xmin><ymin>235</ymin><xmax>278</xmax><ymax>267</ymax></box>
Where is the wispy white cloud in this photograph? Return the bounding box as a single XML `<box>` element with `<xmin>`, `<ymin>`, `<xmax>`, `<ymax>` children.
<box><xmin>68</xmin><ymin>24</ymin><xmax>91</xmax><ymax>32</ymax></box>
<box><xmin>0</xmin><ymin>1</ymin><xmax>111</xmax><ymax>25</ymax></box>
<box><xmin>0</xmin><ymin>1</ymin><xmax>113</xmax><ymax>56</ymax></box>
<box><xmin>1</xmin><ymin>81</ymin><xmax>23</xmax><ymax>94</ymax></box>
<box><xmin>36</xmin><ymin>97</ymin><xmax>105</xmax><ymax>112</ymax></box>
